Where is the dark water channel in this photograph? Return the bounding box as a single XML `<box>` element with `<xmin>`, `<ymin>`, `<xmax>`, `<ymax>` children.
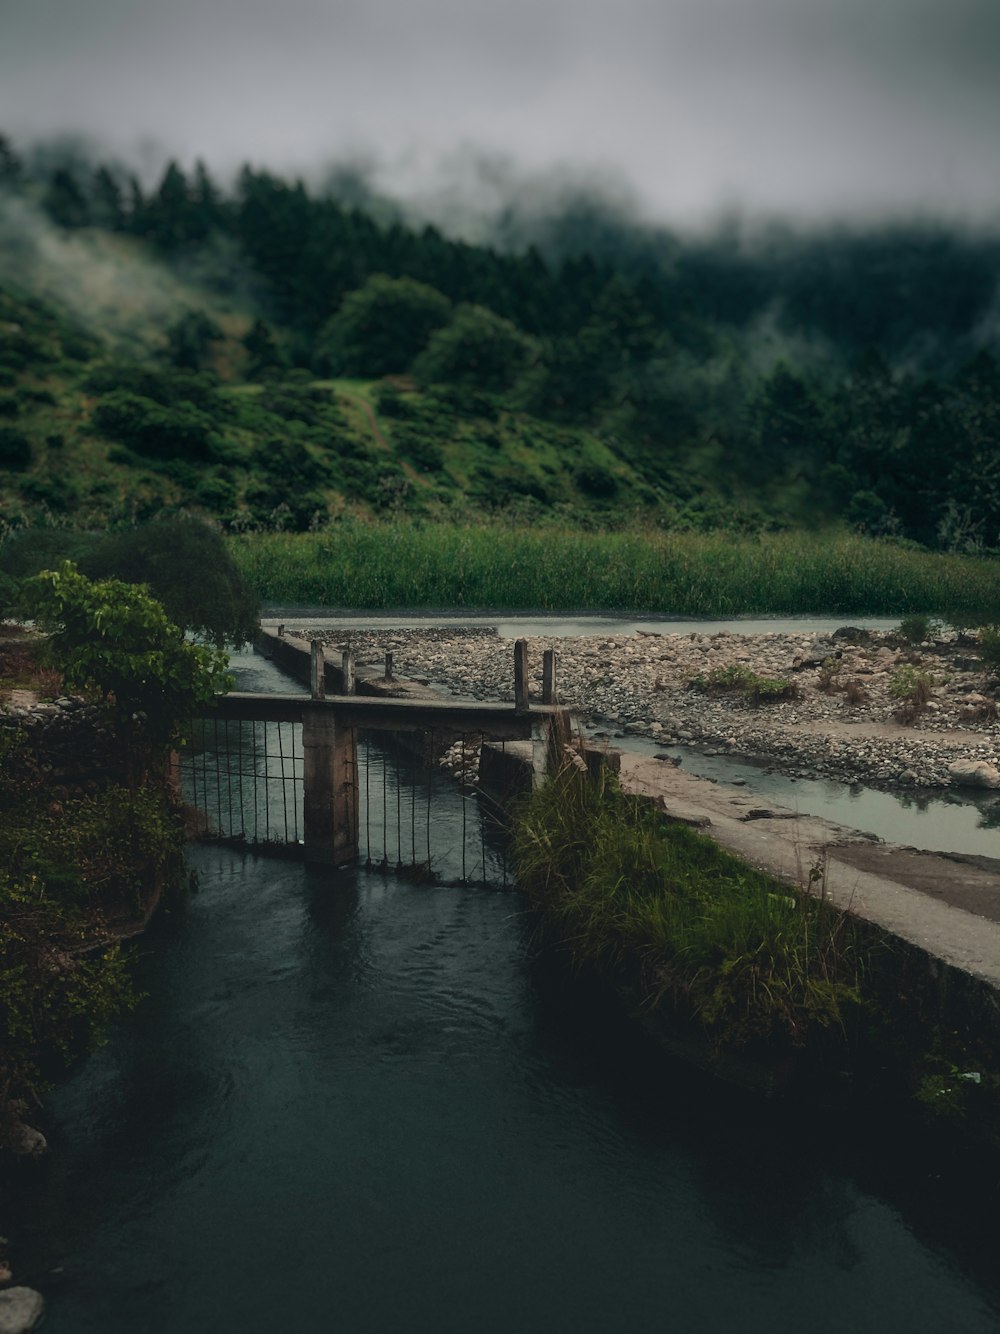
<box><xmin>10</xmin><ymin>650</ymin><xmax>1000</xmax><ymax>1332</ymax></box>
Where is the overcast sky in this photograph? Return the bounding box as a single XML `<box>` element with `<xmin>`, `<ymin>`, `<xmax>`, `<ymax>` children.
<box><xmin>2</xmin><ymin>0</ymin><xmax>999</xmax><ymax>223</ymax></box>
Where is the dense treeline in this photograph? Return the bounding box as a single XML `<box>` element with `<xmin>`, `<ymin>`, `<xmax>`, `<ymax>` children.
<box><xmin>2</xmin><ymin>132</ymin><xmax>1000</xmax><ymax>548</ymax></box>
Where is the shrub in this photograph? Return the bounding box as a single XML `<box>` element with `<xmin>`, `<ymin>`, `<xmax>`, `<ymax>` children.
<box><xmin>20</xmin><ymin>474</ymin><xmax>79</xmax><ymax>513</ymax></box>
<box><xmin>815</xmin><ymin>658</ymin><xmax>842</xmax><ymax>693</ymax></box>
<box><xmin>93</xmin><ymin>391</ymin><xmax>218</xmax><ymax>461</ymax></box>
<box><xmin>398</xmin><ymin>433</ymin><xmax>445</xmax><ymax>473</ymax></box>
<box><xmin>889</xmin><ymin>665</ymin><xmax>934</xmax><ymax>701</ymax></box>
<box><xmin>319</xmin><ymin>275</ymin><xmax>452</xmax><ymax>376</ymax></box>
<box><xmin>896</xmin><ymin>613</ymin><xmax>943</xmax><ymax>644</ymax></box>
<box><xmin>574</xmin><ymin>464</ymin><xmax>619</xmax><ymax>499</ymax></box>
<box><xmin>81</xmin><ymin>517</ymin><xmax>259</xmax><ymax>645</ymax></box>
<box><xmin>19</xmin><ymin>561</ymin><xmax>233</xmax><ymax>746</ymax></box>
<box><xmin>689</xmin><ymin>662</ymin><xmax>799</xmax><ymax>705</ymax></box>
<box><xmin>978</xmin><ymin>626</ymin><xmax>1000</xmax><ymax>668</ymax></box>
<box><xmin>413</xmin><ymin>304</ymin><xmax>538</xmax><ymax>393</ymax></box>
<box><xmin>0</xmin><ymin>426</ymin><xmax>31</xmax><ymax>469</ymax></box>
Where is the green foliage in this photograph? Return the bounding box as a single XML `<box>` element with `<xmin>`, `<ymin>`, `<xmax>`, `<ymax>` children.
<box><xmin>93</xmin><ymin>390</ymin><xmax>219</xmax><ymax>461</ymax></box>
<box><xmin>81</xmin><ymin>516</ymin><xmax>259</xmax><ymax>645</ymax></box>
<box><xmin>0</xmin><ymin>425</ymin><xmax>32</xmax><ymax>469</ymax></box>
<box><xmin>977</xmin><ymin>626</ymin><xmax>1000</xmax><ymax>667</ymax></box>
<box><xmin>229</xmin><ymin>523</ymin><xmax>1000</xmax><ymax>617</ymax></box>
<box><xmin>0</xmin><ymin>783</ymin><xmax>182</xmax><ymax>1105</ymax></box>
<box><xmin>319</xmin><ymin>275</ymin><xmax>452</xmax><ymax>376</ymax></box>
<box><xmin>412</xmin><ymin>304</ymin><xmax>538</xmax><ymax>392</ymax></box>
<box><xmin>574</xmin><ymin>464</ymin><xmax>619</xmax><ymax>499</ymax></box>
<box><xmin>165</xmin><ymin>310</ymin><xmax>223</xmax><ymax>371</ymax></box>
<box><xmin>895</xmin><ymin>613</ymin><xmax>942</xmax><ymax>644</ymax></box>
<box><xmin>242</xmin><ymin>318</ymin><xmax>287</xmax><ymax>379</ymax></box>
<box><xmin>689</xmin><ymin>662</ymin><xmax>799</xmax><ymax>704</ymax></box>
<box><xmin>19</xmin><ymin>562</ymin><xmax>233</xmax><ymax>745</ymax></box>
<box><xmin>889</xmin><ymin>664</ymin><xmax>935</xmax><ymax>700</ymax></box>
<box><xmin>512</xmin><ymin>767</ymin><xmax>868</xmax><ymax>1049</ymax></box>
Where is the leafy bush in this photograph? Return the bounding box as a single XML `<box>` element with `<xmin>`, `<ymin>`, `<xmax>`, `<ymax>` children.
<box><xmin>413</xmin><ymin>304</ymin><xmax>538</xmax><ymax>393</ymax></box>
<box><xmin>81</xmin><ymin>517</ymin><xmax>259</xmax><ymax>645</ymax></box>
<box><xmin>689</xmin><ymin>662</ymin><xmax>799</xmax><ymax>704</ymax></box>
<box><xmin>889</xmin><ymin>664</ymin><xmax>935</xmax><ymax>700</ymax></box>
<box><xmin>20</xmin><ymin>562</ymin><xmax>233</xmax><ymax>745</ymax></box>
<box><xmin>978</xmin><ymin>626</ymin><xmax>1000</xmax><ymax>668</ymax></box>
<box><xmin>84</xmin><ymin>362</ymin><xmax>222</xmax><ymax>413</ymax></box>
<box><xmin>20</xmin><ymin>474</ymin><xmax>79</xmax><ymax>513</ymax></box>
<box><xmin>574</xmin><ymin>464</ymin><xmax>619</xmax><ymax>499</ymax></box>
<box><xmin>0</xmin><ymin>528</ymin><xmax>98</xmax><ymax>577</ymax></box>
<box><xmin>319</xmin><ymin>275</ymin><xmax>452</xmax><ymax>376</ymax></box>
<box><xmin>0</xmin><ymin>426</ymin><xmax>32</xmax><ymax>470</ymax></box>
<box><xmin>93</xmin><ymin>390</ymin><xmax>218</xmax><ymax>461</ymax></box>
<box><xmin>896</xmin><ymin>613</ymin><xmax>942</xmax><ymax>644</ymax></box>
<box><xmin>394</xmin><ymin>427</ymin><xmax>444</xmax><ymax>473</ymax></box>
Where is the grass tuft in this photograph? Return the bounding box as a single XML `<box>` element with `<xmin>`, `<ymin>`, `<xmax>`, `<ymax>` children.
<box><xmin>511</xmin><ymin>766</ymin><xmax>869</xmax><ymax>1051</ymax></box>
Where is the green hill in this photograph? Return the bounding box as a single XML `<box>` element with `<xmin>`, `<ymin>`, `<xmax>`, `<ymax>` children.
<box><xmin>2</xmin><ymin>133</ymin><xmax>1000</xmax><ymax>550</ymax></box>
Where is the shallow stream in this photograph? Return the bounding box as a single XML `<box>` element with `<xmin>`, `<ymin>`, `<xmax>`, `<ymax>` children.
<box><xmin>8</xmin><ymin>644</ymin><xmax>1000</xmax><ymax>1332</ymax></box>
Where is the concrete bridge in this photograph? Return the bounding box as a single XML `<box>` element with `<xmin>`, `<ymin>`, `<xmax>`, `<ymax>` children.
<box><xmin>195</xmin><ymin>627</ymin><xmax>571</xmax><ymax>867</ymax></box>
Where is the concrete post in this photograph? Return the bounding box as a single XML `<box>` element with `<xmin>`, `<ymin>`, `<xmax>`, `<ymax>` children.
<box><xmin>542</xmin><ymin>649</ymin><xmax>557</xmax><ymax>704</ymax></box>
<box><xmin>302</xmin><ymin>708</ymin><xmax>358</xmax><ymax>866</ymax></box>
<box><xmin>341</xmin><ymin>648</ymin><xmax>355</xmax><ymax>695</ymax></box>
<box><xmin>310</xmin><ymin>640</ymin><xmax>326</xmax><ymax>699</ymax></box>
<box><xmin>514</xmin><ymin>639</ymin><xmax>529</xmax><ymax>713</ymax></box>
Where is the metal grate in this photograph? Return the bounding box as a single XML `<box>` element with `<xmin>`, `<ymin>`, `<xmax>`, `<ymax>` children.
<box><xmin>180</xmin><ymin>721</ymin><xmax>510</xmax><ymax>886</ymax></box>
<box><xmin>180</xmin><ymin>717</ymin><xmax>304</xmax><ymax>848</ymax></box>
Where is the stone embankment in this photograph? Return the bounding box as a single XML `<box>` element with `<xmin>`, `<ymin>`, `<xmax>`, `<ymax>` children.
<box><xmin>0</xmin><ymin>691</ymin><xmax>125</xmax><ymax>798</ymax></box>
<box><xmin>299</xmin><ymin>624</ymin><xmax>1000</xmax><ymax>792</ymax></box>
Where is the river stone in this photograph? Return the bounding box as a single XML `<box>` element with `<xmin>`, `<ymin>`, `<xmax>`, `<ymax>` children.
<box><xmin>0</xmin><ymin>1288</ymin><xmax>44</xmax><ymax>1334</ymax></box>
<box><xmin>947</xmin><ymin>759</ymin><xmax>1000</xmax><ymax>789</ymax></box>
<box><xmin>5</xmin><ymin>1122</ymin><xmax>46</xmax><ymax>1157</ymax></box>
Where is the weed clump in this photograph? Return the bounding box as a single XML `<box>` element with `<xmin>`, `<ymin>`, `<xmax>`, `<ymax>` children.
<box><xmin>890</xmin><ymin>664</ymin><xmax>935</xmax><ymax>723</ymax></box>
<box><xmin>842</xmin><ymin>678</ymin><xmax>870</xmax><ymax>707</ymax></box>
<box><xmin>512</xmin><ymin>766</ymin><xmax>868</xmax><ymax>1052</ymax></box>
<box><xmin>977</xmin><ymin>625</ymin><xmax>1000</xmax><ymax>669</ymax></box>
<box><xmin>689</xmin><ymin>662</ymin><xmax>799</xmax><ymax>705</ymax></box>
<box><xmin>895</xmin><ymin>613</ymin><xmax>942</xmax><ymax>644</ymax></box>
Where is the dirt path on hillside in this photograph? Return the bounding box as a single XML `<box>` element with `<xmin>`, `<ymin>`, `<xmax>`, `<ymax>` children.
<box><xmin>337</xmin><ymin>390</ymin><xmax>390</xmax><ymax>450</ymax></box>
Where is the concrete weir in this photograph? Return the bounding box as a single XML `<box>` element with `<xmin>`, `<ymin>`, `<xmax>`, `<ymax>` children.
<box><xmin>620</xmin><ymin>753</ymin><xmax>1000</xmax><ymax>995</ymax></box>
<box><xmin>251</xmin><ymin>627</ymin><xmax>1000</xmax><ymax>1054</ymax></box>
<box><xmin>243</xmin><ymin>626</ymin><xmax>564</xmax><ymax>864</ymax></box>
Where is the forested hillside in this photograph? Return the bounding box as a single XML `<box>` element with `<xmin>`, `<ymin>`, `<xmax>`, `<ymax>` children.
<box><xmin>2</xmin><ymin>133</ymin><xmax>1000</xmax><ymax>550</ymax></box>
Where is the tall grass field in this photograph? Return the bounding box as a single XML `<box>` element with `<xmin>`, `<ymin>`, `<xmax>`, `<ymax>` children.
<box><xmin>229</xmin><ymin>521</ymin><xmax>1000</xmax><ymax>617</ymax></box>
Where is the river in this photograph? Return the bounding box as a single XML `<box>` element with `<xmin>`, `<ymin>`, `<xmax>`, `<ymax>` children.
<box><xmin>8</xmin><ymin>637</ymin><xmax>1000</xmax><ymax>1332</ymax></box>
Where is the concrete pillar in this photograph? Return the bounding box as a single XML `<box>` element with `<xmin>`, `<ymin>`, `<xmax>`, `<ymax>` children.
<box><xmin>310</xmin><ymin>640</ymin><xmax>326</xmax><ymax>699</ymax></box>
<box><xmin>514</xmin><ymin>639</ymin><xmax>529</xmax><ymax>713</ymax></box>
<box><xmin>542</xmin><ymin>649</ymin><xmax>557</xmax><ymax>704</ymax></box>
<box><xmin>302</xmin><ymin>709</ymin><xmax>358</xmax><ymax>865</ymax></box>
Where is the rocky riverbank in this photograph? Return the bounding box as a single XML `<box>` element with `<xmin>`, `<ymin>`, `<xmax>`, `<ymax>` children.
<box><xmin>298</xmin><ymin>623</ymin><xmax>1000</xmax><ymax>792</ymax></box>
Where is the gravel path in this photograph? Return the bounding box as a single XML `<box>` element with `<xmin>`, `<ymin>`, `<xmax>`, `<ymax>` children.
<box><xmin>297</xmin><ymin>623</ymin><xmax>1000</xmax><ymax>791</ymax></box>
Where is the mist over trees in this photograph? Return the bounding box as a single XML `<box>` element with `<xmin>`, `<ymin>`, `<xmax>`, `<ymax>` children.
<box><xmin>3</xmin><ymin>131</ymin><xmax>1000</xmax><ymax>549</ymax></box>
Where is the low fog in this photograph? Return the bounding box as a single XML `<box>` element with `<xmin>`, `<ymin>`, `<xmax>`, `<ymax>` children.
<box><xmin>2</xmin><ymin>0</ymin><xmax>1000</xmax><ymax>223</ymax></box>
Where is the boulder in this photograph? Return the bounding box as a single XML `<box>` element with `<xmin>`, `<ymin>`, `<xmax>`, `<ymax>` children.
<box><xmin>0</xmin><ymin>1288</ymin><xmax>44</xmax><ymax>1334</ymax></box>
<box><xmin>947</xmin><ymin>759</ymin><xmax>1000</xmax><ymax>789</ymax></box>
<box><xmin>3</xmin><ymin>1121</ymin><xmax>46</xmax><ymax>1158</ymax></box>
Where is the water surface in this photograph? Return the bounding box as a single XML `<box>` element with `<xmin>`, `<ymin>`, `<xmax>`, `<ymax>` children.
<box><xmin>9</xmin><ymin>650</ymin><xmax>1000</xmax><ymax>1333</ymax></box>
